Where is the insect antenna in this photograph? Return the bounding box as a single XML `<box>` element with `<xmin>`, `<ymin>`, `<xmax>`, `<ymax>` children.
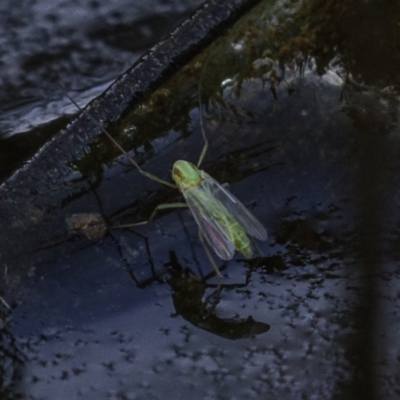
<box><xmin>196</xmin><ymin>55</ymin><xmax>213</xmax><ymax>168</ymax></box>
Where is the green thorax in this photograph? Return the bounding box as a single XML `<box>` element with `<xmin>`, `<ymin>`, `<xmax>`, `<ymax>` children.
<box><xmin>172</xmin><ymin>160</ymin><xmax>202</xmax><ymax>190</ymax></box>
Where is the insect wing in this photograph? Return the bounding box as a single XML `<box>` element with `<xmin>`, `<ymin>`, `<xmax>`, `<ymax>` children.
<box><xmin>200</xmin><ymin>172</ymin><xmax>267</xmax><ymax>241</ymax></box>
<box><xmin>182</xmin><ymin>186</ymin><xmax>235</xmax><ymax>260</ymax></box>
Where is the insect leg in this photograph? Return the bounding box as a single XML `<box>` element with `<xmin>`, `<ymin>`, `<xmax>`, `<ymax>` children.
<box><xmin>198</xmin><ymin>229</ymin><xmax>223</xmax><ymax>313</ymax></box>
<box><xmin>0</xmin><ymin>295</ymin><xmax>10</xmax><ymax>310</ymax></box>
<box><xmin>113</xmin><ymin>202</ymin><xmax>188</xmax><ymax>229</ymax></box>
<box><xmin>198</xmin><ymin>229</ymin><xmax>223</xmax><ymax>280</ymax></box>
<box><xmin>61</xmin><ymin>89</ymin><xmax>176</xmax><ymax>189</ymax></box>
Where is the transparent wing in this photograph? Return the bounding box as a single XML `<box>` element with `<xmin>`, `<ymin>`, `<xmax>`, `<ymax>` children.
<box><xmin>182</xmin><ymin>185</ymin><xmax>236</xmax><ymax>261</ymax></box>
<box><xmin>200</xmin><ymin>172</ymin><xmax>268</xmax><ymax>241</ymax></box>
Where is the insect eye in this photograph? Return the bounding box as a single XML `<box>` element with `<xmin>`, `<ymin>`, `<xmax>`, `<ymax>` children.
<box><xmin>172</xmin><ymin>167</ymin><xmax>183</xmax><ymax>179</ymax></box>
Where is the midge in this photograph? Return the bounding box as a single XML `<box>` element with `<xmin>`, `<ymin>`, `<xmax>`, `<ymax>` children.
<box><xmin>169</xmin><ymin>160</ymin><xmax>267</xmax><ymax>267</ymax></box>
<box><xmin>66</xmin><ymin>87</ymin><xmax>267</xmax><ymax>279</ymax></box>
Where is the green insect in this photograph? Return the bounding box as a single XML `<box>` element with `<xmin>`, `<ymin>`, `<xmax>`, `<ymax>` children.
<box><xmin>66</xmin><ymin>86</ymin><xmax>267</xmax><ymax>279</ymax></box>
<box><xmin>171</xmin><ymin>159</ymin><xmax>267</xmax><ymax>265</ymax></box>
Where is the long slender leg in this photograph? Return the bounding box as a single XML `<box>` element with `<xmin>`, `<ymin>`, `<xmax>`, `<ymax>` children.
<box><xmin>61</xmin><ymin>89</ymin><xmax>176</xmax><ymax>189</ymax></box>
<box><xmin>198</xmin><ymin>230</ymin><xmax>222</xmax><ymax>279</ymax></box>
<box><xmin>112</xmin><ymin>202</ymin><xmax>188</xmax><ymax>229</ymax></box>
<box><xmin>0</xmin><ymin>295</ymin><xmax>10</xmax><ymax>310</ymax></box>
<box><xmin>198</xmin><ymin>230</ymin><xmax>223</xmax><ymax>314</ymax></box>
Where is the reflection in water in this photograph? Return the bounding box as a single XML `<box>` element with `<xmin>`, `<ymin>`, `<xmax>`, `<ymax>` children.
<box><xmin>166</xmin><ymin>252</ymin><xmax>270</xmax><ymax>340</ymax></box>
